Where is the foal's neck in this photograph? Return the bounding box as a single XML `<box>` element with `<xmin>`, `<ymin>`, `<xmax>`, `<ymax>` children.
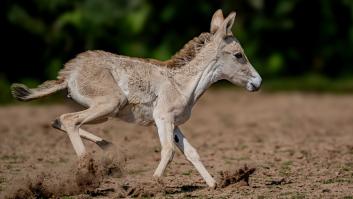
<box><xmin>167</xmin><ymin>44</ymin><xmax>219</xmax><ymax>106</ymax></box>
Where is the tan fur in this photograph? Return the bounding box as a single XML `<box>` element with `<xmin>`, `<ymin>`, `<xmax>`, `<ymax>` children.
<box><xmin>59</xmin><ymin>31</ymin><xmax>212</xmax><ymax>79</ymax></box>
<box><xmin>10</xmin><ymin>9</ymin><xmax>262</xmax><ymax>188</ymax></box>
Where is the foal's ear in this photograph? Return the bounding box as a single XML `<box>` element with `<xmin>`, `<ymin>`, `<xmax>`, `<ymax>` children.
<box><xmin>214</xmin><ymin>12</ymin><xmax>236</xmax><ymax>39</ymax></box>
<box><xmin>210</xmin><ymin>9</ymin><xmax>224</xmax><ymax>34</ymax></box>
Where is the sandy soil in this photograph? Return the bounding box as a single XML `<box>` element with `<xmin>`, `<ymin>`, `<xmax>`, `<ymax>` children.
<box><xmin>0</xmin><ymin>90</ymin><xmax>353</xmax><ymax>198</ymax></box>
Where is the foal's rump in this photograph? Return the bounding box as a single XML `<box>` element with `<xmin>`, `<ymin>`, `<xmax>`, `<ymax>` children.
<box><xmin>67</xmin><ymin>65</ymin><xmax>125</xmax><ymax>107</ymax></box>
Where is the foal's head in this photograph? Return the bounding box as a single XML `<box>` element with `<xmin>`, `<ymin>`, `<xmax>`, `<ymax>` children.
<box><xmin>210</xmin><ymin>10</ymin><xmax>262</xmax><ymax>91</ymax></box>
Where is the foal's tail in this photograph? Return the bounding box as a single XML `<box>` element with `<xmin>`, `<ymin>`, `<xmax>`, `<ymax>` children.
<box><xmin>11</xmin><ymin>79</ymin><xmax>67</xmax><ymax>101</ymax></box>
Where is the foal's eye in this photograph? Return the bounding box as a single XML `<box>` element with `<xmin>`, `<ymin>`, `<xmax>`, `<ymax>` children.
<box><xmin>234</xmin><ymin>52</ymin><xmax>243</xmax><ymax>59</ymax></box>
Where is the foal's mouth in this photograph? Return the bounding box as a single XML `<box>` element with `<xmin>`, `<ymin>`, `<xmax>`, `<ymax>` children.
<box><xmin>246</xmin><ymin>76</ymin><xmax>262</xmax><ymax>92</ymax></box>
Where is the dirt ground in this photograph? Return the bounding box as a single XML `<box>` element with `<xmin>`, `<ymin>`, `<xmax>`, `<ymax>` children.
<box><xmin>0</xmin><ymin>90</ymin><xmax>353</xmax><ymax>198</ymax></box>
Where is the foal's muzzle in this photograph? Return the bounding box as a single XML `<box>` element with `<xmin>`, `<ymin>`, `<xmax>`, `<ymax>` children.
<box><xmin>246</xmin><ymin>76</ymin><xmax>262</xmax><ymax>92</ymax></box>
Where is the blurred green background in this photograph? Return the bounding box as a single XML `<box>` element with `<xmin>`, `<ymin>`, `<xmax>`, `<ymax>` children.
<box><xmin>1</xmin><ymin>0</ymin><xmax>353</xmax><ymax>103</ymax></box>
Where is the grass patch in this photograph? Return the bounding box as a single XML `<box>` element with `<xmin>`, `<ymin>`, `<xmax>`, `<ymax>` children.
<box><xmin>222</xmin><ymin>155</ymin><xmax>249</xmax><ymax>161</ymax></box>
<box><xmin>341</xmin><ymin>166</ymin><xmax>351</xmax><ymax>172</ymax></box>
<box><xmin>128</xmin><ymin>168</ymin><xmax>149</xmax><ymax>175</ymax></box>
<box><xmin>182</xmin><ymin>170</ymin><xmax>192</xmax><ymax>176</ymax></box>
<box><xmin>279</xmin><ymin>192</ymin><xmax>305</xmax><ymax>199</ymax></box>
<box><xmin>1</xmin><ymin>154</ymin><xmax>26</xmax><ymax>164</ymax></box>
<box><xmin>224</xmin><ymin>160</ymin><xmax>232</xmax><ymax>165</ymax></box>
<box><xmin>236</xmin><ymin>156</ymin><xmax>250</xmax><ymax>161</ymax></box>
<box><xmin>345</xmin><ymin>162</ymin><xmax>353</xmax><ymax>168</ymax></box>
<box><xmin>321</xmin><ymin>178</ymin><xmax>353</xmax><ymax>184</ymax></box>
<box><xmin>222</xmin><ymin>155</ymin><xmax>249</xmax><ymax>165</ymax></box>
<box><xmin>291</xmin><ymin>193</ymin><xmax>306</xmax><ymax>199</ymax></box>
<box><xmin>59</xmin><ymin>157</ymin><xmax>69</xmax><ymax>163</ymax></box>
<box><xmin>282</xmin><ymin>160</ymin><xmax>293</xmax><ymax>166</ymax></box>
<box><xmin>61</xmin><ymin>196</ymin><xmax>75</xmax><ymax>199</ymax></box>
<box><xmin>279</xmin><ymin>160</ymin><xmax>293</xmax><ymax>176</ymax></box>
<box><xmin>237</xmin><ymin>144</ymin><xmax>248</xmax><ymax>150</ymax></box>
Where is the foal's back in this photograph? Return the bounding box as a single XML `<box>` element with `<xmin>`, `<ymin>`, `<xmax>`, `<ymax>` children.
<box><xmin>64</xmin><ymin>50</ymin><xmax>163</xmax><ymax>108</ymax></box>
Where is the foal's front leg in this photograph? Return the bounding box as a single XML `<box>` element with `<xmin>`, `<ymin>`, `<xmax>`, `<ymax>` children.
<box><xmin>174</xmin><ymin>127</ymin><xmax>216</xmax><ymax>188</ymax></box>
<box><xmin>153</xmin><ymin>116</ymin><xmax>175</xmax><ymax>177</ymax></box>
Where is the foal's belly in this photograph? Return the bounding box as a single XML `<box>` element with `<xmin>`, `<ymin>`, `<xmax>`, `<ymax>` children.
<box><xmin>115</xmin><ymin>103</ymin><xmax>155</xmax><ymax>126</ymax></box>
<box><xmin>115</xmin><ymin>103</ymin><xmax>191</xmax><ymax>126</ymax></box>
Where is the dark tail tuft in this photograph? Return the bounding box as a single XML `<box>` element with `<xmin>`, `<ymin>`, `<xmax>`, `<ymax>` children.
<box><xmin>11</xmin><ymin>83</ymin><xmax>33</xmax><ymax>101</ymax></box>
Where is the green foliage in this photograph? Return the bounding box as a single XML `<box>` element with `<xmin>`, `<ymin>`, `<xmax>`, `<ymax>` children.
<box><xmin>60</xmin><ymin>196</ymin><xmax>74</xmax><ymax>199</ymax></box>
<box><xmin>7</xmin><ymin>5</ymin><xmax>46</xmax><ymax>35</ymax></box>
<box><xmin>264</xmin><ymin>74</ymin><xmax>353</xmax><ymax>93</ymax></box>
<box><xmin>0</xmin><ymin>76</ymin><xmax>12</xmax><ymax>104</ymax></box>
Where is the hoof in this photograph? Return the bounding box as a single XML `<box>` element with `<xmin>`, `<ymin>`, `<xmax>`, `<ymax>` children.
<box><xmin>206</xmin><ymin>178</ymin><xmax>217</xmax><ymax>189</ymax></box>
<box><xmin>96</xmin><ymin>139</ymin><xmax>113</xmax><ymax>150</ymax></box>
<box><xmin>210</xmin><ymin>182</ymin><xmax>217</xmax><ymax>189</ymax></box>
<box><xmin>152</xmin><ymin>174</ymin><xmax>162</xmax><ymax>179</ymax></box>
<box><xmin>51</xmin><ymin>118</ymin><xmax>62</xmax><ymax>130</ymax></box>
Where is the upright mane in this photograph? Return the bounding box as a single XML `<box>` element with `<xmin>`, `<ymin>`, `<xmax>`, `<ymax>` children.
<box><xmin>166</xmin><ymin>32</ymin><xmax>212</xmax><ymax>68</ymax></box>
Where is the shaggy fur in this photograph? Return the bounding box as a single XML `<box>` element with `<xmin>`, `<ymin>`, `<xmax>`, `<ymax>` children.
<box><xmin>166</xmin><ymin>32</ymin><xmax>212</xmax><ymax>68</ymax></box>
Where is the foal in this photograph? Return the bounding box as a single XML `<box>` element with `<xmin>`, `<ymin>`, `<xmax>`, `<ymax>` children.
<box><xmin>11</xmin><ymin>9</ymin><xmax>261</xmax><ymax>187</ymax></box>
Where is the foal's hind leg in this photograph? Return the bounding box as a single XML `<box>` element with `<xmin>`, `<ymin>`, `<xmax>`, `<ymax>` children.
<box><xmin>52</xmin><ymin>121</ymin><xmax>113</xmax><ymax>150</ymax></box>
<box><xmin>79</xmin><ymin>128</ymin><xmax>113</xmax><ymax>149</ymax></box>
<box><xmin>57</xmin><ymin>98</ymin><xmax>121</xmax><ymax>156</ymax></box>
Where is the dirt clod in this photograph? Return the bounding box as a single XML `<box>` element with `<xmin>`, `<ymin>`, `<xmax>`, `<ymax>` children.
<box><xmin>5</xmin><ymin>171</ymin><xmax>81</xmax><ymax>199</ymax></box>
<box><xmin>217</xmin><ymin>165</ymin><xmax>256</xmax><ymax>188</ymax></box>
<box><xmin>4</xmin><ymin>153</ymin><xmax>125</xmax><ymax>199</ymax></box>
<box><xmin>75</xmin><ymin>154</ymin><xmax>103</xmax><ymax>192</ymax></box>
<box><xmin>266</xmin><ymin>178</ymin><xmax>291</xmax><ymax>186</ymax></box>
<box><xmin>120</xmin><ymin>179</ymin><xmax>165</xmax><ymax>198</ymax></box>
<box><xmin>98</xmin><ymin>144</ymin><xmax>126</xmax><ymax>178</ymax></box>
